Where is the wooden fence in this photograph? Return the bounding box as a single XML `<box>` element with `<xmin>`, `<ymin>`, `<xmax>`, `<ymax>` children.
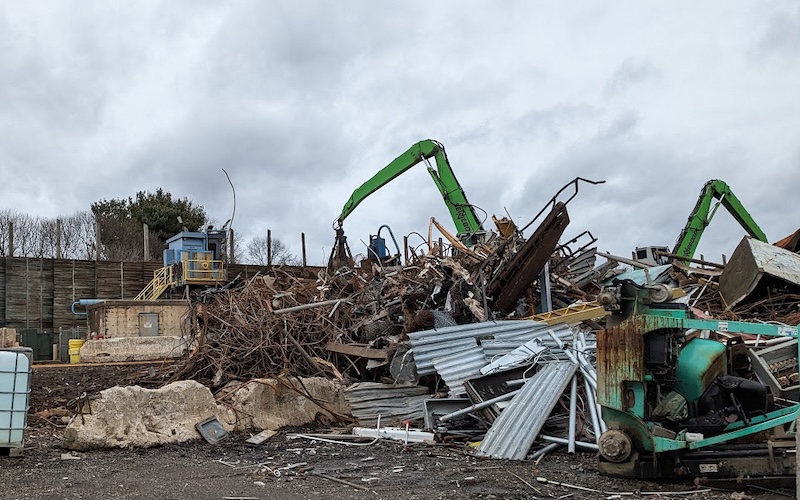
<box><xmin>0</xmin><ymin>257</ymin><xmax>285</xmax><ymax>332</ymax></box>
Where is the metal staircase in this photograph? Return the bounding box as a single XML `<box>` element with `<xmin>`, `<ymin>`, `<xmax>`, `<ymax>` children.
<box><xmin>135</xmin><ymin>266</ymin><xmax>175</xmax><ymax>301</ymax></box>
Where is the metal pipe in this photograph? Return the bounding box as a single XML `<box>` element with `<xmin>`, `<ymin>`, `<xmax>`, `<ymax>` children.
<box><xmin>584</xmin><ymin>378</ymin><xmax>602</xmax><ymax>443</ymax></box>
<box><xmin>504</xmin><ymin>378</ymin><xmax>527</xmax><ymax>390</ymax></box>
<box><xmin>272</xmin><ymin>299</ymin><xmax>342</xmax><ymax>315</ymax></box>
<box><xmin>530</xmin><ymin>442</ymin><xmax>560</xmax><ymax>459</ymax></box>
<box><xmin>575</xmin><ymin>335</ymin><xmax>605</xmax><ymax>433</ymax></box>
<box><xmin>568</xmin><ymin>375</ymin><xmax>577</xmax><ymax>453</ymax></box>
<box><xmin>549</xmin><ymin>329</ymin><xmax>597</xmax><ymax>390</ymax></box>
<box><xmin>540</xmin><ymin>434</ymin><xmax>598</xmax><ymax>451</ymax></box>
<box><xmin>71</xmin><ymin>299</ymin><xmax>104</xmax><ymax>316</ymax></box>
<box><xmin>599</xmin><ymin>251</ymin><xmax>653</xmax><ymax>269</ymax></box>
<box><xmin>439</xmin><ymin>388</ymin><xmax>522</xmax><ymax>422</ymax></box>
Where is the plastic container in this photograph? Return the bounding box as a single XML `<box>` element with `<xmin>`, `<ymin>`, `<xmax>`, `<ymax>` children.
<box><xmin>0</xmin><ymin>347</ymin><xmax>32</xmax><ymax>453</ymax></box>
<box><xmin>68</xmin><ymin>339</ymin><xmax>85</xmax><ymax>364</ymax></box>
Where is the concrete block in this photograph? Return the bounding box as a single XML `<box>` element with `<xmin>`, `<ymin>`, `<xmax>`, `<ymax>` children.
<box><xmin>63</xmin><ymin>381</ymin><xmax>228</xmax><ymax>450</ymax></box>
<box><xmin>80</xmin><ymin>336</ymin><xmax>188</xmax><ymax>363</ymax></box>
<box><xmin>218</xmin><ymin>377</ymin><xmax>348</xmax><ymax>432</ymax></box>
<box><xmin>0</xmin><ymin>328</ymin><xmax>18</xmax><ymax>348</ymax></box>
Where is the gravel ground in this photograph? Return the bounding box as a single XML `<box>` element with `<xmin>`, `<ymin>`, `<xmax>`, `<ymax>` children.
<box><xmin>0</xmin><ymin>364</ymin><xmax>794</xmax><ymax>500</ymax></box>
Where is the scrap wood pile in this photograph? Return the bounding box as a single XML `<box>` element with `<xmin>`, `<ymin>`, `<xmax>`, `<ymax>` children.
<box><xmin>167</xmin><ymin>253</ymin><xmax>504</xmax><ymax>387</ymax></box>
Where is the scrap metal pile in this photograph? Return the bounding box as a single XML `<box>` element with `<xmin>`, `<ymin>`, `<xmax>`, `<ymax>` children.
<box><xmin>165</xmin><ymin>177</ymin><xmax>800</xmax><ymax>480</ymax></box>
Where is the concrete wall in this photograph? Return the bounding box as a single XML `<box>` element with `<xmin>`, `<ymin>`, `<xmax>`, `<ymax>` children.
<box><xmin>86</xmin><ymin>300</ymin><xmax>190</xmax><ymax>338</ymax></box>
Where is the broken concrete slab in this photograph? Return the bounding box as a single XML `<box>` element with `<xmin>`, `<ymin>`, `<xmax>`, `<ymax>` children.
<box><xmin>79</xmin><ymin>336</ymin><xmax>188</xmax><ymax>363</ymax></box>
<box><xmin>218</xmin><ymin>377</ymin><xmax>349</xmax><ymax>432</ymax></box>
<box><xmin>63</xmin><ymin>380</ymin><xmax>227</xmax><ymax>450</ymax></box>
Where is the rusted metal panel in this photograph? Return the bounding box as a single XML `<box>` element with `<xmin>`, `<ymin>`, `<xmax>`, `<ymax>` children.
<box><xmin>719</xmin><ymin>237</ymin><xmax>800</xmax><ymax>309</ymax></box>
<box><xmin>596</xmin><ymin>318</ymin><xmax>645</xmax><ymax>410</ymax></box>
<box><xmin>488</xmin><ymin>202</ymin><xmax>570</xmax><ymax>314</ymax></box>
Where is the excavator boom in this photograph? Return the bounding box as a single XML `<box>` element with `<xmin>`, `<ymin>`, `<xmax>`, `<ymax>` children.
<box><xmin>672</xmin><ymin>179</ymin><xmax>767</xmax><ymax>260</ymax></box>
<box><xmin>337</xmin><ymin>139</ymin><xmax>484</xmax><ymax>241</ymax></box>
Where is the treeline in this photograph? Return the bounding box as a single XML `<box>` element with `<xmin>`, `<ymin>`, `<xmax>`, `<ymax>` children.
<box><xmin>0</xmin><ymin>208</ymin><xmax>173</xmax><ymax>261</ymax></box>
<box><xmin>1</xmin><ymin>188</ymin><xmax>301</xmax><ymax>265</ymax></box>
<box><xmin>0</xmin><ymin>189</ymin><xmax>207</xmax><ymax>262</ymax></box>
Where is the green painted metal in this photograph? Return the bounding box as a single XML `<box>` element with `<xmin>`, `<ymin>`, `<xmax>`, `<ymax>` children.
<box><xmin>336</xmin><ymin>140</ymin><xmax>484</xmax><ymax>242</ymax></box>
<box><xmin>649</xmin><ymin>405</ymin><xmax>800</xmax><ymax>452</ymax></box>
<box><xmin>673</xmin><ymin>339</ymin><xmax>727</xmax><ymax>409</ymax></box>
<box><xmin>672</xmin><ymin>179</ymin><xmax>768</xmax><ymax>261</ymax></box>
<box><xmin>601</xmin><ymin>301</ymin><xmax>800</xmax><ymax>459</ymax></box>
<box><xmin>600</xmin><ymin>406</ymin><xmax>655</xmax><ymax>452</ymax></box>
<box><xmin>639</xmin><ymin>312</ymin><xmax>798</xmax><ymax>338</ymax></box>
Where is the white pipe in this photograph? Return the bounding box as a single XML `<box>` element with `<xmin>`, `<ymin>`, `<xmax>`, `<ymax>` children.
<box><xmin>540</xmin><ymin>434</ymin><xmax>599</xmax><ymax>451</ymax></box>
<box><xmin>568</xmin><ymin>375</ymin><xmax>577</xmax><ymax>454</ymax></box>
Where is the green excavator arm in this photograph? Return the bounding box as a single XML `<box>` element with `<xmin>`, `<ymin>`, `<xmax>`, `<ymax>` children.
<box><xmin>336</xmin><ymin>139</ymin><xmax>484</xmax><ymax>240</ymax></box>
<box><xmin>672</xmin><ymin>179</ymin><xmax>767</xmax><ymax>260</ymax></box>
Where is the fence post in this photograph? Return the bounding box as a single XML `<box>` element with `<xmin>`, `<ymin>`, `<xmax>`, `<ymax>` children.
<box><xmin>143</xmin><ymin>223</ymin><xmax>150</xmax><ymax>261</ymax></box>
<box><xmin>267</xmin><ymin>229</ymin><xmax>272</xmax><ymax>266</ymax></box>
<box><xmin>301</xmin><ymin>233</ymin><xmax>307</xmax><ymax>267</ymax></box>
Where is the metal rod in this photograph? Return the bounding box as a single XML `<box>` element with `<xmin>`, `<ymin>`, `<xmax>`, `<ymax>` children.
<box><xmin>568</xmin><ymin>375</ymin><xmax>577</xmax><ymax>453</ymax></box>
<box><xmin>599</xmin><ymin>251</ymin><xmax>653</xmax><ymax>269</ymax></box>
<box><xmin>301</xmin><ymin>232</ymin><xmax>307</xmax><ymax>266</ymax></box>
<box><xmin>583</xmin><ymin>376</ymin><xmax>602</xmax><ymax>442</ymax></box>
<box><xmin>312</xmin><ymin>472</ymin><xmax>370</xmax><ymax>491</ymax></box>
<box><xmin>272</xmin><ymin>299</ymin><xmax>342</xmax><ymax>315</ymax></box>
<box><xmin>530</xmin><ymin>442</ymin><xmax>560</xmax><ymax>459</ymax></box>
<box><xmin>439</xmin><ymin>388</ymin><xmax>522</xmax><ymax>422</ymax></box>
<box><xmin>504</xmin><ymin>378</ymin><xmax>527</xmax><ymax>390</ymax></box>
<box><xmin>267</xmin><ymin>229</ymin><xmax>272</xmax><ymax>265</ymax></box>
<box><xmin>540</xmin><ymin>434</ymin><xmax>598</xmax><ymax>451</ymax></box>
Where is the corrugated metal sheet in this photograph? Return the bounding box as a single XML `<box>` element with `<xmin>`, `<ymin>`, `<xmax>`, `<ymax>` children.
<box><xmin>492</xmin><ymin>323</ymin><xmax>574</xmax><ymax>343</ymax></box>
<box><xmin>408</xmin><ymin>320</ymin><xmax>545</xmax><ymax>376</ymax></box>
<box><xmin>432</xmin><ymin>345</ymin><xmax>487</xmax><ymax>396</ymax></box>
<box><xmin>475</xmin><ymin>361</ymin><xmax>578</xmax><ymax>460</ymax></box>
<box><xmin>412</xmin><ymin>341</ymin><xmax>479</xmax><ymax>377</ymax></box>
<box><xmin>480</xmin><ymin>337</ymin><xmax>547</xmax><ymax>375</ymax></box>
<box><xmin>344</xmin><ymin>382</ymin><xmax>430</xmax><ymax>426</ymax></box>
<box><xmin>479</xmin><ymin>324</ymin><xmax>576</xmax><ymax>371</ymax></box>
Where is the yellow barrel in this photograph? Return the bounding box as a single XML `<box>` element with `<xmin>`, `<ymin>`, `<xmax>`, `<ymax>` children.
<box><xmin>68</xmin><ymin>339</ymin><xmax>86</xmax><ymax>364</ymax></box>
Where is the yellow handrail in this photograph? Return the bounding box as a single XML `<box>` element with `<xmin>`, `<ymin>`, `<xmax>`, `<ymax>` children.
<box><xmin>135</xmin><ymin>266</ymin><xmax>175</xmax><ymax>300</ymax></box>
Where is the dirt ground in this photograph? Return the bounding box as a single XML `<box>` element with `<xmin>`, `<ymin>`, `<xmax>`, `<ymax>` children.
<box><xmin>1</xmin><ymin>364</ymin><xmax>795</xmax><ymax>500</ymax></box>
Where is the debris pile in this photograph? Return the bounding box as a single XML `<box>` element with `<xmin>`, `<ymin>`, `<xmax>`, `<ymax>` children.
<box><xmin>137</xmin><ymin>176</ymin><xmax>800</xmax><ymax>480</ymax></box>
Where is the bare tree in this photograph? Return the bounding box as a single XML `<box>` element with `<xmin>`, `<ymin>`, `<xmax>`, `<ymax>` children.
<box><xmin>13</xmin><ymin>213</ymin><xmax>41</xmax><ymax>258</ymax></box>
<box><xmin>0</xmin><ymin>208</ymin><xmax>15</xmax><ymax>256</ymax></box>
<box><xmin>96</xmin><ymin>216</ymin><xmax>146</xmax><ymax>261</ymax></box>
<box><xmin>245</xmin><ymin>235</ymin><xmax>300</xmax><ymax>266</ymax></box>
<box><xmin>60</xmin><ymin>211</ymin><xmax>98</xmax><ymax>260</ymax></box>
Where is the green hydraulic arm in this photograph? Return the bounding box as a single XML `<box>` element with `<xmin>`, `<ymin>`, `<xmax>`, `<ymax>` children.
<box><xmin>336</xmin><ymin>139</ymin><xmax>484</xmax><ymax>243</ymax></box>
<box><xmin>672</xmin><ymin>179</ymin><xmax>768</xmax><ymax>260</ymax></box>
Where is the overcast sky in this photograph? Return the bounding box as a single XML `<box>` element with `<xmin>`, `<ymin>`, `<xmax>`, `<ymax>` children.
<box><xmin>1</xmin><ymin>1</ymin><xmax>798</xmax><ymax>266</ymax></box>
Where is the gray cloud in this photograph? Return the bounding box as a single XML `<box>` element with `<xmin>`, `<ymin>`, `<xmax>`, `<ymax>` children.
<box><xmin>0</xmin><ymin>1</ymin><xmax>798</xmax><ymax>266</ymax></box>
<box><xmin>753</xmin><ymin>3</ymin><xmax>800</xmax><ymax>60</ymax></box>
<box><xmin>604</xmin><ymin>57</ymin><xmax>660</xmax><ymax>98</ymax></box>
